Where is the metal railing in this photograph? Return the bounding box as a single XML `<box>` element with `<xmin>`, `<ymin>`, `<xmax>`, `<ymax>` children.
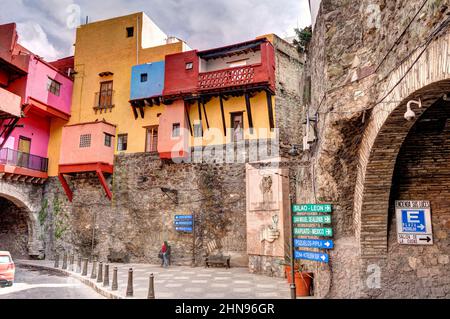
<box><xmin>0</xmin><ymin>148</ymin><xmax>48</xmax><ymax>172</ymax></box>
<box><xmin>94</xmin><ymin>90</ymin><xmax>115</xmax><ymax>111</ymax></box>
<box><xmin>198</xmin><ymin>65</ymin><xmax>256</xmax><ymax>90</ymax></box>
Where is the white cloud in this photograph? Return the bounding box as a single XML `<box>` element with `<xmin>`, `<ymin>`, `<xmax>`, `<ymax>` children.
<box><xmin>1</xmin><ymin>0</ymin><xmax>313</xmax><ymax>60</ymax></box>
<box><xmin>16</xmin><ymin>22</ymin><xmax>62</xmax><ymax>61</ymax></box>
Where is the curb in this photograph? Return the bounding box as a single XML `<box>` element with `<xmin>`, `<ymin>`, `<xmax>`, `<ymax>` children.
<box><xmin>16</xmin><ymin>261</ymin><xmax>124</xmax><ymax>299</ymax></box>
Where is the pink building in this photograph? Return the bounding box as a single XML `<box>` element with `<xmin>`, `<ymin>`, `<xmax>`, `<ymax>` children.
<box><xmin>0</xmin><ymin>23</ymin><xmax>73</xmax><ymax>181</ymax></box>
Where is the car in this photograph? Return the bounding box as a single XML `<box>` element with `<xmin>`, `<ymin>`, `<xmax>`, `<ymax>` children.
<box><xmin>0</xmin><ymin>251</ymin><xmax>15</xmax><ymax>287</ymax></box>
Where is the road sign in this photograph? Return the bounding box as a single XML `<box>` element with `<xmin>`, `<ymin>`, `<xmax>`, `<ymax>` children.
<box><xmin>294</xmin><ymin>250</ymin><xmax>329</xmax><ymax>263</ymax></box>
<box><xmin>294</xmin><ymin>238</ymin><xmax>334</xmax><ymax>249</ymax></box>
<box><xmin>294</xmin><ymin>227</ymin><xmax>333</xmax><ymax>237</ymax></box>
<box><xmin>292</xmin><ymin>204</ymin><xmax>332</xmax><ymax>213</ymax></box>
<box><xmin>395</xmin><ymin>200</ymin><xmax>433</xmax><ymax>245</ymax></box>
<box><xmin>174</xmin><ymin>220</ymin><xmax>193</xmax><ymax>226</ymax></box>
<box><xmin>175</xmin><ymin>226</ymin><xmax>193</xmax><ymax>232</ymax></box>
<box><xmin>293</xmin><ymin>215</ymin><xmax>331</xmax><ymax>224</ymax></box>
<box><xmin>175</xmin><ymin>215</ymin><xmax>193</xmax><ymax>220</ymax></box>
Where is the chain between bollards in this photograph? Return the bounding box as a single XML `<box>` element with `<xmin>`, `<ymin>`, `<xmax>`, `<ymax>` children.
<box><xmin>103</xmin><ymin>264</ymin><xmax>110</xmax><ymax>287</ymax></box>
<box><xmin>82</xmin><ymin>258</ymin><xmax>88</xmax><ymax>276</ymax></box>
<box><xmin>147</xmin><ymin>273</ymin><xmax>155</xmax><ymax>299</ymax></box>
<box><xmin>126</xmin><ymin>268</ymin><xmax>133</xmax><ymax>297</ymax></box>
<box><xmin>97</xmin><ymin>262</ymin><xmax>103</xmax><ymax>283</ymax></box>
<box><xmin>112</xmin><ymin>267</ymin><xmax>118</xmax><ymax>291</ymax></box>
<box><xmin>54</xmin><ymin>253</ymin><xmax>60</xmax><ymax>268</ymax></box>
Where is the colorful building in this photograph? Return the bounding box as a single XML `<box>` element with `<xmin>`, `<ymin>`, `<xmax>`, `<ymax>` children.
<box><xmin>0</xmin><ymin>23</ymin><xmax>73</xmax><ymax>183</ymax></box>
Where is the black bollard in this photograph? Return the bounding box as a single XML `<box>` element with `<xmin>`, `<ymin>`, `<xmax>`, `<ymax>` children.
<box><xmin>82</xmin><ymin>258</ymin><xmax>88</xmax><ymax>276</ymax></box>
<box><xmin>90</xmin><ymin>258</ymin><xmax>97</xmax><ymax>279</ymax></box>
<box><xmin>54</xmin><ymin>253</ymin><xmax>60</xmax><ymax>268</ymax></box>
<box><xmin>97</xmin><ymin>262</ymin><xmax>103</xmax><ymax>283</ymax></box>
<box><xmin>103</xmin><ymin>264</ymin><xmax>110</xmax><ymax>287</ymax></box>
<box><xmin>77</xmin><ymin>256</ymin><xmax>82</xmax><ymax>273</ymax></box>
<box><xmin>126</xmin><ymin>268</ymin><xmax>133</xmax><ymax>297</ymax></box>
<box><xmin>69</xmin><ymin>254</ymin><xmax>74</xmax><ymax>271</ymax></box>
<box><xmin>62</xmin><ymin>252</ymin><xmax>68</xmax><ymax>270</ymax></box>
<box><xmin>147</xmin><ymin>273</ymin><xmax>155</xmax><ymax>299</ymax></box>
<box><xmin>112</xmin><ymin>267</ymin><xmax>118</xmax><ymax>291</ymax></box>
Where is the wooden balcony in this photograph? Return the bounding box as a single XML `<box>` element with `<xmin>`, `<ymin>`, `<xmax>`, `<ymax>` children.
<box><xmin>198</xmin><ymin>65</ymin><xmax>257</xmax><ymax>91</ymax></box>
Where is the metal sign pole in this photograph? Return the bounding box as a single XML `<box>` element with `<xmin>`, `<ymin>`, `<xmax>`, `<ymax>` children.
<box><xmin>192</xmin><ymin>212</ymin><xmax>196</xmax><ymax>267</ymax></box>
<box><xmin>290</xmin><ymin>194</ymin><xmax>296</xmax><ymax>299</ymax></box>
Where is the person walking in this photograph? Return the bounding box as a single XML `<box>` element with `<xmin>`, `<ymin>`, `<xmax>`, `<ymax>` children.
<box><xmin>161</xmin><ymin>241</ymin><xmax>170</xmax><ymax>268</ymax></box>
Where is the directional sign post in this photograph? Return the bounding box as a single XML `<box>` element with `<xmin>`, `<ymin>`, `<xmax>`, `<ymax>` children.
<box><xmin>395</xmin><ymin>200</ymin><xmax>433</xmax><ymax>245</ymax></box>
<box><xmin>294</xmin><ymin>227</ymin><xmax>333</xmax><ymax>237</ymax></box>
<box><xmin>293</xmin><ymin>215</ymin><xmax>331</xmax><ymax>224</ymax></box>
<box><xmin>174</xmin><ymin>215</ymin><xmax>194</xmax><ymax>233</ymax></box>
<box><xmin>292</xmin><ymin>204</ymin><xmax>332</xmax><ymax>213</ymax></box>
<box><xmin>294</xmin><ymin>238</ymin><xmax>334</xmax><ymax>249</ymax></box>
<box><xmin>294</xmin><ymin>250</ymin><xmax>329</xmax><ymax>263</ymax></box>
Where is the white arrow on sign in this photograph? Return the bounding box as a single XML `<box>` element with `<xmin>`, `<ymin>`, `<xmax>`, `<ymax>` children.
<box><xmin>320</xmin><ymin>255</ymin><xmax>326</xmax><ymax>261</ymax></box>
<box><xmin>324</xmin><ymin>241</ymin><xmax>331</xmax><ymax>247</ymax></box>
<box><xmin>418</xmin><ymin>224</ymin><xmax>425</xmax><ymax>230</ymax></box>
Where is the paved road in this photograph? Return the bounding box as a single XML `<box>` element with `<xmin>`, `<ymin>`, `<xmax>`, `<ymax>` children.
<box><xmin>0</xmin><ymin>265</ymin><xmax>104</xmax><ymax>299</ymax></box>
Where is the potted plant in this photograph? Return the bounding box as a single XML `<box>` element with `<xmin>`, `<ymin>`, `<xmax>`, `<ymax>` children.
<box><xmin>282</xmin><ymin>248</ymin><xmax>314</xmax><ymax>297</ymax></box>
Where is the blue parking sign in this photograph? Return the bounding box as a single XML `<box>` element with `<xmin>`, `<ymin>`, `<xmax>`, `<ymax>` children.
<box><xmin>401</xmin><ymin>210</ymin><xmax>426</xmax><ymax>233</ymax></box>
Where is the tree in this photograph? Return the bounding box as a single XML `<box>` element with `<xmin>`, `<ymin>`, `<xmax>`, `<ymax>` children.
<box><xmin>293</xmin><ymin>26</ymin><xmax>312</xmax><ymax>54</ymax></box>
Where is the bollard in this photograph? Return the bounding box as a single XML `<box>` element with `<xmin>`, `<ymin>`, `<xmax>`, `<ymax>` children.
<box><xmin>82</xmin><ymin>258</ymin><xmax>88</xmax><ymax>276</ymax></box>
<box><xmin>126</xmin><ymin>268</ymin><xmax>133</xmax><ymax>297</ymax></box>
<box><xmin>112</xmin><ymin>267</ymin><xmax>118</xmax><ymax>291</ymax></box>
<box><xmin>62</xmin><ymin>252</ymin><xmax>68</xmax><ymax>270</ymax></box>
<box><xmin>69</xmin><ymin>254</ymin><xmax>74</xmax><ymax>272</ymax></box>
<box><xmin>54</xmin><ymin>253</ymin><xmax>60</xmax><ymax>268</ymax></box>
<box><xmin>97</xmin><ymin>262</ymin><xmax>103</xmax><ymax>283</ymax></box>
<box><xmin>147</xmin><ymin>273</ymin><xmax>155</xmax><ymax>299</ymax></box>
<box><xmin>77</xmin><ymin>256</ymin><xmax>82</xmax><ymax>273</ymax></box>
<box><xmin>103</xmin><ymin>264</ymin><xmax>110</xmax><ymax>287</ymax></box>
<box><xmin>90</xmin><ymin>258</ymin><xmax>97</xmax><ymax>279</ymax></box>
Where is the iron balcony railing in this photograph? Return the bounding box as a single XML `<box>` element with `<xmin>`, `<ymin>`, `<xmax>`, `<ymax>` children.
<box><xmin>0</xmin><ymin>148</ymin><xmax>48</xmax><ymax>172</ymax></box>
<box><xmin>94</xmin><ymin>90</ymin><xmax>115</xmax><ymax>111</ymax></box>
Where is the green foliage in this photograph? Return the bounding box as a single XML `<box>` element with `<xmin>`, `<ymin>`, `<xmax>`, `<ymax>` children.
<box><xmin>52</xmin><ymin>197</ymin><xmax>69</xmax><ymax>240</ymax></box>
<box><xmin>38</xmin><ymin>199</ymin><xmax>48</xmax><ymax>226</ymax></box>
<box><xmin>293</xmin><ymin>26</ymin><xmax>312</xmax><ymax>54</ymax></box>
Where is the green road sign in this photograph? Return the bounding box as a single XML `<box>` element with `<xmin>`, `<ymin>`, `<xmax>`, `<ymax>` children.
<box><xmin>294</xmin><ymin>227</ymin><xmax>333</xmax><ymax>237</ymax></box>
<box><xmin>292</xmin><ymin>204</ymin><xmax>332</xmax><ymax>213</ymax></box>
<box><xmin>293</xmin><ymin>215</ymin><xmax>331</xmax><ymax>224</ymax></box>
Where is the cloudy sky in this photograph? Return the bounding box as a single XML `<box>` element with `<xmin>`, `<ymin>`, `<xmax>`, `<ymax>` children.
<box><xmin>0</xmin><ymin>0</ymin><xmax>311</xmax><ymax>61</ymax></box>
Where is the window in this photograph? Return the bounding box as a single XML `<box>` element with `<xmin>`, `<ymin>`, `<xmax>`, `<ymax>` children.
<box><xmin>104</xmin><ymin>133</ymin><xmax>113</xmax><ymax>147</ymax></box>
<box><xmin>141</xmin><ymin>73</ymin><xmax>148</xmax><ymax>82</ymax></box>
<box><xmin>117</xmin><ymin>134</ymin><xmax>128</xmax><ymax>151</ymax></box>
<box><xmin>231</xmin><ymin>112</ymin><xmax>244</xmax><ymax>142</ymax></box>
<box><xmin>145</xmin><ymin>126</ymin><xmax>158</xmax><ymax>152</ymax></box>
<box><xmin>185</xmin><ymin>62</ymin><xmax>193</xmax><ymax>70</ymax></box>
<box><xmin>0</xmin><ymin>256</ymin><xmax>11</xmax><ymax>264</ymax></box>
<box><xmin>193</xmin><ymin>122</ymin><xmax>203</xmax><ymax>138</ymax></box>
<box><xmin>47</xmin><ymin>77</ymin><xmax>61</xmax><ymax>96</ymax></box>
<box><xmin>228</xmin><ymin>59</ymin><xmax>248</xmax><ymax>68</ymax></box>
<box><xmin>80</xmin><ymin>134</ymin><xmax>92</xmax><ymax>148</ymax></box>
<box><xmin>97</xmin><ymin>81</ymin><xmax>113</xmax><ymax>109</ymax></box>
<box><xmin>172</xmin><ymin>123</ymin><xmax>181</xmax><ymax>138</ymax></box>
<box><xmin>126</xmin><ymin>27</ymin><xmax>134</xmax><ymax>37</ymax></box>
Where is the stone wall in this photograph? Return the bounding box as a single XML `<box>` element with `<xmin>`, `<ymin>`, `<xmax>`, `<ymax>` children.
<box><xmin>302</xmin><ymin>0</ymin><xmax>450</xmax><ymax>298</ymax></box>
<box><xmin>0</xmin><ymin>197</ymin><xmax>29</xmax><ymax>258</ymax></box>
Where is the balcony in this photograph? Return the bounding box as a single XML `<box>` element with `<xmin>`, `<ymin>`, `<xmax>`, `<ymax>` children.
<box><xmin>198</xmin><ymin>65</ymin><xmax>258</xmax><ymax>91</ymax></box>
<box><xmin>93</xmin><ymin>90</ymin><xmax>115</xmax><ymax>114</ymax></box>
<box><xmin>0</xmin><ymin>148</ymin><xmax>48</xmax><ymax>182</ymax></box>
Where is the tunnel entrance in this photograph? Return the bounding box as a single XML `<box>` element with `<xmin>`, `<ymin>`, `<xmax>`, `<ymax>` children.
<box><xmin>0</xmin><ymin>196</ymin><xmax>30</xmax><ymax>259</ymax></box>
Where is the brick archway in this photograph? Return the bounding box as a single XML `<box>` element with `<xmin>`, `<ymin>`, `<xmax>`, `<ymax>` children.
<box><xmin>354</xmin><ymin>31</ymin><xmax>450</xmax><ymax>259</ymax></box>
<box><xmin>0</xmin><ymin>181</ymin><xmax>44</xmax><ymax>258</ymax></box>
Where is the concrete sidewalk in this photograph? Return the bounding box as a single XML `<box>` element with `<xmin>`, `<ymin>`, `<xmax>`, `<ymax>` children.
<box><xmin>16</xmin><ymin>259</ymin><xmax>293</xmax><ymax>299</ymax></box>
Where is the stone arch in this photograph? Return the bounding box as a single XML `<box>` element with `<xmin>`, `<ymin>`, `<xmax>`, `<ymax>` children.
<box><xmin>354</xmin><ymin>31</ymin><xmax>450</xmax><ymax>258</ymax></box>
<box><xmin>0</xmin><ymin>182</ymin><xmax>44</xmax><ymax>258</ymax></box>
